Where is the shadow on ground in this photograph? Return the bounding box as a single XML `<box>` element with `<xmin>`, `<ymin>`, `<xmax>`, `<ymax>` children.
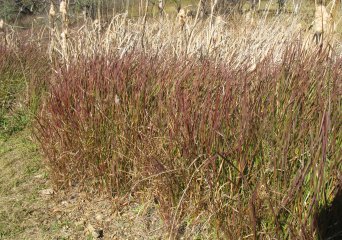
<box><xmin>315</xmin><ymin>187</ymin><xmax>342</xmax><ymax>240</ymax></box>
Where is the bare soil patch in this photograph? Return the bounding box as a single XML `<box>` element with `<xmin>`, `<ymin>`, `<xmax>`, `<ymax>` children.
<box><xmin>0</xmin><ymin>132</ymin><xmax>167</xmax><ymax>240</ymax></box>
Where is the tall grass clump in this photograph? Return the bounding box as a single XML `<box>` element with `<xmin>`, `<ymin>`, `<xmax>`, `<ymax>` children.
<box><xmin>36</xmin><ymin>39</ymin><xmax>341</xmax><ymax>238</ymax></box>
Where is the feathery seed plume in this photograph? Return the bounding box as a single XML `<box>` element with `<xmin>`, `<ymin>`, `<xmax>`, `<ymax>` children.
<box><xmin>60</xmin><ymin>0</ymin><xmax>67</xmax><ymax>15</ymax></box>
<box><xmin>178</xmin><ymin>9</ymin><xmax>186</xmax><ymax>29</ymax></box>
<box><xmin>313</xmin><ymin>5</ymin><xmax>333</xmax><ymax>34</ymax></box>
<box><xmin>49</xmin><ymin>3</ymin><xmax>56</xmax><ymax>17</ymax></box>
<box><xmin>0</xmin><ymin>19</ymin><xmax>4</xmax><ymax>31</ymax></box>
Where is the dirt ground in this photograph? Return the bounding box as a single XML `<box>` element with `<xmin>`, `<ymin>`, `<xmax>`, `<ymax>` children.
<box><xmin>0</xmin><ymin>129</ymin><xmax>214</xmax><ymax>240</ymax></box>
<box><xmin>0</xmin><ymin>132</ymin><xmax>168</xmax><ymax>240</ymax></box>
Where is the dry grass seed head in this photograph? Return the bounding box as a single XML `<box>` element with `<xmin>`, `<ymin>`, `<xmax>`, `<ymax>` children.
<box><xmin>60</xmin><ymin>0</ymin><xmax>67</xmax><ymax>15</ymax></box>
<box><xmin>178</xmin><ymin>9</ymin><xmax>187</xmax><ymax>28</ymax></box>
<box><xmin>313</xmin><ymin>5</ymin><xmax>334</xmax><ymax>34</ymax></box>
<box><xmin>49</xmin><ymin>3</ymin><xmax>56</xmax><ymax>17</ymax></box>
<box><xmin>0</xmin><ymin>19</ymin><xmax>4</xmax><ymax>31</ymax></box>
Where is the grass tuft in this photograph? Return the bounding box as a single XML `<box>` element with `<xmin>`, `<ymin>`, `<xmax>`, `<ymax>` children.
<box><xmin>35</xmin><ymin>43</ymin><xmax>341</xmax><ymax>238</ymax></box>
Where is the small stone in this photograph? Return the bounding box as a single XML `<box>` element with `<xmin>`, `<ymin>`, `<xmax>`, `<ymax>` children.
<box><xmin>95</xmin><ymin>213</ymin><xmax>103</xmax><ymax>221</ymax></box>
<box><xmin>40</xmin><ymin>188</ymin><xmax>54</xmax><ymax>195</ymax></box>
<box><xmin>92</xmin><ymin>229</ymin><xmax>104</xmax><ymax>238</ymax></box>
<box><xmin>87</xmin><ymin>223</ymin><xmax>95</xmax><ymax>233</ymax></box>
<box><xmin>75</xmin><ymin>219</ymin><xmax>85</xmax><ymax>227</ymax></box>
<box><xmin>87</xmin><ymin>224</ymin><xmax>103</xmax><ymax>238</ymax></box>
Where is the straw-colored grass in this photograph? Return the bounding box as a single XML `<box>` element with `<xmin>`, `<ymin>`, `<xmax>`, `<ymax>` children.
<box><xmin>48</xmin><ymin>10</ymin><xmax>341</xmax><ymax>67</ymax></box>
